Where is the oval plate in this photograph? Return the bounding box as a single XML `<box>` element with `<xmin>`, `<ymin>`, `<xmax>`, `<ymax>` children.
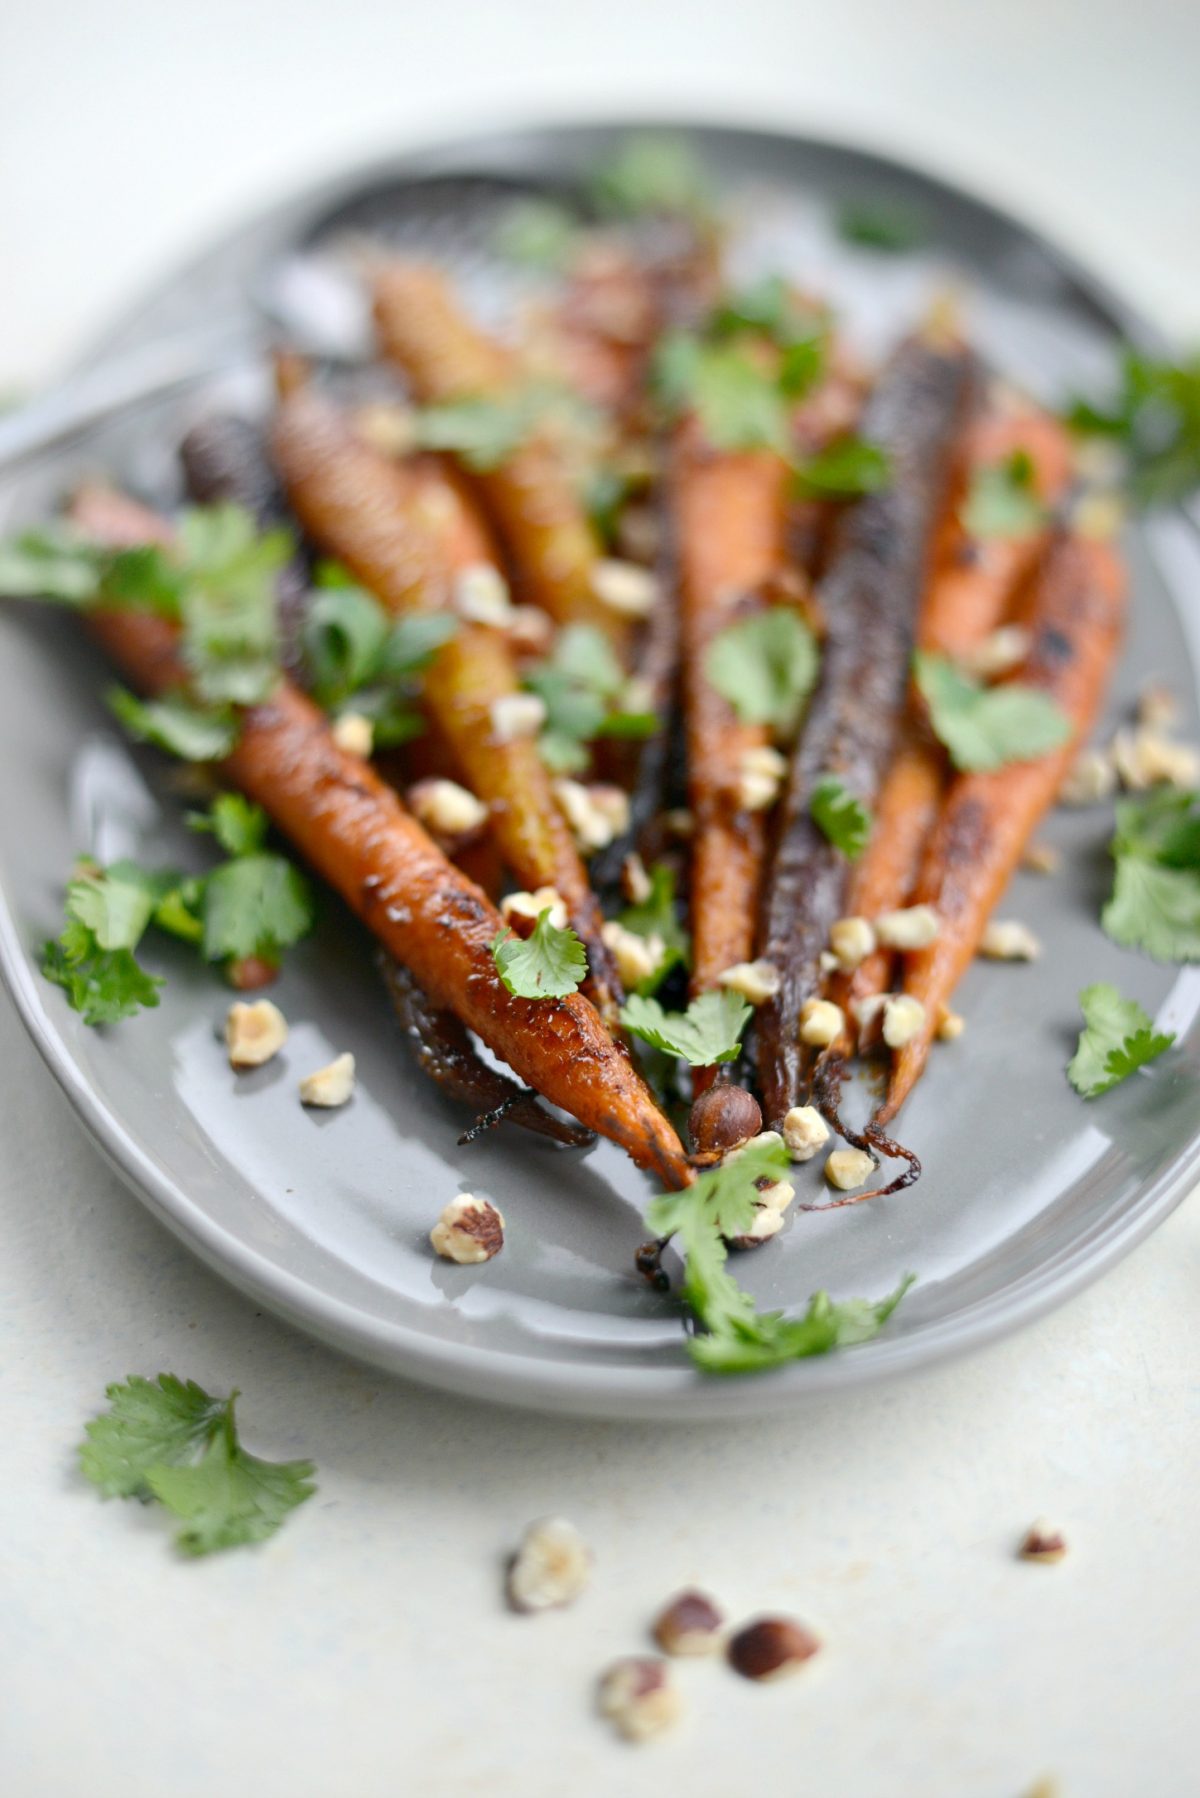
<box><xmin>2</xmin><ymin>121</ymin><xmax>1198</xmax><ymax>1419</ymax></box>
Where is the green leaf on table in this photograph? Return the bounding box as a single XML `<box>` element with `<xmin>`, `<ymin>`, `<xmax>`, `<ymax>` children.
<box><xmin>1067</xmin><ymin>982</ymin><xmax>1174</xmax><ymax>1098</ymax></box>
<box><xmin>913</xmin><ymin>650</ymin><xmax>1072</xmax><ymax>773</ymax></box>
<box><xmin>705</xmin><ymin>607</ymin><xmax>819</xmax><ymax>739</ymax></box>
<box><xmin>794</xmin><ymin>436</ymin><xmax>891</xmax><ymax>496</ymax></box>
<box><xmin>619</xmin><ymin>987</ymin><xmax>750</xmax><ymax>1065</ymax></box>
<box><xmin>961</xmin><ymin>448</ymin><xmax>1047</xmax><ymax>540</ymax></box>
<box><xmin>811</xmin><ymin>777</ymin><xmax>872</xmax><ymax>858</ymax></box>
<box><xmin>1102</xmin><ymin>789</ymin><xmax>1200</xmax><ymax>962</ymax></box>
<box><xmin>491</xmin><ymin>908</ymin><xmax>588</xmax><ymax>999</ymax></box>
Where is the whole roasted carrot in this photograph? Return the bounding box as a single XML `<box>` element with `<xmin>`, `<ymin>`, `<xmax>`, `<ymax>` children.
<box><xmin>270</xmin><ymin>382</ymin><xmax>627</xmax><ymax>1033</ymax></box>
<box><xmin>373</xmin><ymin>264</ymin><xmax>628</xmax><ymax>650</ymax></box>
<box><xmin>674</xmin><ymin>424</ymin><xmax>789</xmax><ymax>999</ymax></box>
<box><xmin>755</xmin><ymin>329</ymin><xmax>975</xmax><ymax>1125</ymax></box>
<box><xmin>834</xmin><ymin>402</ymin><xmax>1075</xmax><ymax>1037</ymax></box>
<box><xmin>878</xmin><ymin>528</ymin><xmax>1126</xmax><ymax>1124</ymax></box>
<box><xmin>66</xmin><ymin>490</ymin><xmax>690</xmax><ymax>1186</ymax></box>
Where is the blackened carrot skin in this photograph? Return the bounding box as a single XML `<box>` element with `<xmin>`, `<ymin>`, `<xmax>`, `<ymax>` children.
<box><xmin>754</xmin><ymin>332</ymin><xmax>976</xmax><ymax>1125</ymax></box>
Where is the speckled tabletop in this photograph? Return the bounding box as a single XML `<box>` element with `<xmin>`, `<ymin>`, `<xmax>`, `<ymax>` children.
<box><xmin>2</xmin><ymin>4</ymin><xmax>1199</xmax><ymax>1794</ymax></box>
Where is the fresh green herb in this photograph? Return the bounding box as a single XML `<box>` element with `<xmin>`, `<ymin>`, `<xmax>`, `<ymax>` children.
<box><xmin>495</xmin><ymin>197</ymin><xmax>583</xmax><ymax>270</ymax></box>
<box><xmin>491</xmin><ymin>908</ymin><xmax>588</xmax><ymax>999</ymax></box>
<box><xmin>653</xmin><ymin>334</ymin><xmax>789</xmax><ymax>453</ymax></box>
<box><xmin>961</xmin><ymin>448</ymin><xmax>1047</xmax><ymax>540</ymax></box>
<box><xmin>913</xmin><ymin>651</ymin><xmax>1072</xmax><ymax>773</ymax></box>
<box><xmin>78</xmin><ymin>1374</ymin><xmax>315</xmax><ymax>1556</ymax></box>
<box><xmin>412</xmin><ymin>383</ymin><xmax>601</xmax><ymax>475</ymax></box>
<box><xmin>524</xmin><ymin>623</ymin><xmax>657</xmax><ymax>772</ymax></box>
<box><xmin>201</xmin><ymin>853</ymin><xmax>313</xmax><ymax>965</ymax></box>
<box><xmin>189</xmin><ymin>792</ymin><xmax>269</xmax><ymax>858</ymax></box>
<box><xmin>40</xmin><ymin>860</ymin><xmax>174</xmax><ymax>1026</ymax></box>
<box><xmin>645</xmin><ymin>1137</ymin><xmax>914</xmax><ymax>1375</ymax></box>
<box><xmin>172</xmin><ymin>506</ymin><xmax>288</xmax><ymax>706</ymax></box>
<box><xmin>794</xmin><ymin>436</ymin><xmax>891</xmax><ymax>496</ymax></box>
<box><xmin>837</xmin><ymin>198</ymin><xmax>927</xmax><ymax>253</ymax></box>
<box><xmin>710</xmin><ymin>278</ymin><xmax>828</xmax><ymax>398</ymax></box>
<box><xmin>1102</xmin><ymin>789</ymin><xmax>1200</xmax><ymax>962</ymax></box>
<box><xmin>1068</xmin><ymin>348</ymin><xmax>1200</xmax><ymax>506</ymax></box>
<box><xmin>582</xmin><ymin>465</ymin><xmax>637</xmax><ymax>548</ymax></box>
<box><xmin>108</xmin><ymin>687</ymin><xmax>239</xmax><ymax>762</ymax></box>
<box><xmin>590</xmin><ymin>133</ymin><xmax>712</xmax><ymax>225</ymax></box>
<box><xmin>811</xmin><ymin>777</ymin><xmax>872</xmax><ymax>858</ymax></box>
<box><xmin>618</xmin><ymin>863</ymin><xmax>690</xmax><ymax>993</ymax></box>
<box><xmin>0</xmin><ymin>524</ymin><xmax>108</xmax><ymax>602</ymax></box>
<box><xmin>302</xmin><ymin>577</ymin><xmax>457</xmax><ymax>747</ymax></box>
<box><xmin>1067</xmin><ymin>982</ymin><xmax>1174</xmax><ymax>1097</ymax></box>
<box><xmin>705</xmin><ymin>607</ymin><xmax>818</xmax><ymax>738</ymax></box>
<box><xmin>619</xmin><ymin>987</ymin><xmax>751</xmax><ymax>1066</ymax></box>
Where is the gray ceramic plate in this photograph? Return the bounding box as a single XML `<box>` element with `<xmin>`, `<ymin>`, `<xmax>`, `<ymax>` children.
<box><xmin>1</xmin><ymin>122</ymin><xmax>1198</xmax><ymax>1420</ymax></box>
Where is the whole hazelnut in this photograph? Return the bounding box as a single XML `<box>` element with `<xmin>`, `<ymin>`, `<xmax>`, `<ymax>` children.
<box><xmin>688</xmin><ymin>1084</ymin><xmax>762</xmax><ymax>1163</ymax></box>
<box><xmin>727</xmin><ymin>1615</ymin><xmax>820</xmax><ymax>1681</ymax></box>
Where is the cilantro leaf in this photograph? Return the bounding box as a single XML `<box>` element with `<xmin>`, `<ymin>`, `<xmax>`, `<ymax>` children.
<box><xmin>41</xmin><ymin>934</ymin><xmax>162</xmax><ymax>1026</ymax></box>
<box><xmin>795</xmin><ymin>436</ymin><xmax>891</xmax><ymax>496</ymax></box>
<box><xmin>525</xmin><ymin>623</ymin><xmax>657</xmax><ymax>771</ymax></box>
<box><xmin>837</xmin><ymin>198</ymin><xmax>927</xmax><ymax>252</ymax></box>
<box><xmin>961</xmin><ymin>449</ymin><xmax>1047</xmax><ymax>540</ymax></box>
<box><xmin>654</xmin><ymin>335</ymin><xmax>790</xmax><ymax>452</ymax></box>
<box><xmin>491</xmin><ymin>908</ymin><xmax>588</xmax><ymax>999</ymax></box>
<box><xmin>302</xmin><ymin>584</ymin><xmax>456</xmax><ymax>744</ymax></box>
<box><xmin>495</xmin><ymin>197</ymin><xmax>582</xmax><ymax>270</ymax></box>
<box><xmin>1102</xmin><ymin>790</ymin><xmax>1200</xmax><ymax>962</ymax></box>
<box><xmin>811</xmin><ymin>777</ymin><xmax>872</xmax><ymax>858</ymax></box>
<box><xmin>146</xmin><ymin>1401</ymin><xmax>315</xmax><ymax>1557</ymax></box>
<box><xmin>705</xmin><ymin>608</ymin><xmax>818</xmax><ymax>738</ymax></box>
<box><xmin>1068</xmin><ymin>348</ymin><xmax>1200</xmax><ymax>506</ymax></box>
<box><xmin>303</xmin><ymin>581</ymin><xmax>392</xmax><ymax>702</ymax></box>
<box><xmin>202</xmin><ymin>854</ymin><xmax>314</xmax><ymax>964</ymax></box>
<box><xmin>0</xmin><ymin>524</ymin><xmax>106</xmax><ymax>602</ymax></box>
<box><xmin>620</xmin><ymin>987</ymin><xmax>751</xmax><ymax>1065</ymax></box>
<box><xmin>590</xmin><ymin>133</ymin><xmax>712</xmax><ymax>224</ymax></box>
<box><xmin>1067</xmin><ymin>982</ymin><xmax>1174</xmax><ymax>1097</ymax></box>
<box><xmin>79</xmin><ymin>1373</ymin><xmax>228</xmax><ymax>1499</ymax></box>
<box><xmin>175</xmin><ymin>505</ymin><xmax>288</xmax><ymax>705</ymax></box>
<box><xmin>619</xmin><ymin>862</ymin><xmax>690</xmax><ymax>992</ymax></box>
<box><xmin>412</xmin><ymin>393</ymin><xmax>535</xmax><ymax>472</ymax></box>
<box><xmin>646</xmin><ymin>1138</ymin><xmax>914</xmax><ymax>1375</ymax></box>
<box><xmin>914</xmin><ymin>651</ymin><xmax>1072</xmax><ymax>773</ymax></box>
<box><xmin>108</xmin><ymin>686</ymin><xmax>239</xmax><ymax>762</ymax></box>
<box><xmin>190</xmin><ymin>793</ymin><xmax>269</xmax><ymax>858</ymax></box>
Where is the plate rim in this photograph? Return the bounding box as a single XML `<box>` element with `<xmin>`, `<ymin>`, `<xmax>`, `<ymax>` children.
<box><xmin>2</xmin><ymin>116</ymin><xmax>1197</xmax><ymax>1420</ymax></box>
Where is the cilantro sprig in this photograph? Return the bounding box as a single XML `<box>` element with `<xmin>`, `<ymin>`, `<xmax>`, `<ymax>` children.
<box><xmin>491</xmin><ymin>909</ymin><xmax>588</xmax><ymax>999</ymax></box>
<box><xmin>811</xmin><ymin>777</ymin><xmax>872</xmax><ymax>858</ymax></box>
<box><xmin>495</xmin><ymin>197</ymin><xmax>583</xmax><ymax>271</ymax></box>
<box><xmin>1069</xmin><ymin>348</ymin><xmax>1200</xmax><ymax>507</ymax></box>
<box><xmin>618</xmin><ymin>862</ymin><xmax>690</xmax><ymax>993</ymax></box>
<box><xmin>913</xmin><ymin>651</ymin><xmax>1072</xmax><ymax>773</ymax></box>
<box><xmin>589</xmin><ymin>132</ymin><xmax>713</xmax><ymax>226</ymax></box>
<box><xmin>645</xmin><ymin>1137</ymin><xmax>914</xmax><ymax>1375</ymax></box>
<box><xmin>836</xmin><ymin>198</ymin><xmax>928</xmax><ymax>253</ymax></box>
<box><xmin>412</xmin><ymin>382</ymin><xmax>602</xmax><ymax>474</ymax></box>
<box><xmin>620</xmin><ymin>987</ymin><xmax>751</xmax><ymax>1066</ymax></box>
<box><xmin>961</xmin><ymin>448</ymin><xmax>1047</xmax><ymax>540</ymax></box>
<box><xmin>524</xmin><ymin>623</ymin><xmax>657</xmax><ymax>773</ymax></box>
<box><xmin>705</xmin><ymin>608</ymin><xmax>818</xmax><ymax>739</ymax></box>
<box><xmin>1067</xmin><ymin>983</ymin><xmax>1174</xmax><ymax>1098</ymax></box>
<box><xmin>79</xmin><ymin>1374</ymin><xmax>315</xmax><ymax>1556</ymax></box>
<box><xmin>1102</xmin><ymin>789</ymin><xmax>1200</xmax><ymax>962</ymax></box>
<box><xmin>303</xmin><ymin>566</ymin><xmax>457</xmax><ymax>746</ymax></box>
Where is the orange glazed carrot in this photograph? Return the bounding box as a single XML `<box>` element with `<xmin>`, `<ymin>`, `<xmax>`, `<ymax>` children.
<box><xmin>66</xmin><ymin>487</ymin><xmax>690</xmax><ymax>1187</ymax></box>
<box><xmin>878</xmin><ymin>529</ymin><xmax>1126</xmax><ymax>1123</ymax></box>
<box><xmin>270</xmin><ymin>382</ymin><xmax>626</xmax><ymax>1033</ymax></box>
<box><xmin>373</xmin><ymin>263</ymin><xmax>628</xmax><ymax>651</ymax></box>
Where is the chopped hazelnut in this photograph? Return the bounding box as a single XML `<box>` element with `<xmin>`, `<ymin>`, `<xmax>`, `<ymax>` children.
<box><xmin>1137</xmin><ymin>682</ymin><xmax>1178</xmax><ymax>732</ymax></box>
<box><xmin>936</xmin><ymin>1004</ymin><xmax>965</xmax><ymax>1042</ymax></box>
<box><xmin>407</xmin><ymin>777</ymin><xmax>489</xmax><ymax>844</ymax></box>
<box><xmin>730</xmin><ymin>1203</ymin><xmax>785</xmax><ymax>1249</ymax></box>
<box><xmin>507</xmin><ymin>1516</ymin><xmax>590</xmax><ymax>1612</ymax></box>
<box><xmin>782</xmin><ymin>1104</ymin><xmax>829</xmax><ymax>1162</ymax></box>
<box><xmin>1112</xmin><ymin>727</ymin><xmax>1200</xmax><ymax>792</ymax></box>
<box><xmin>652</xmin><ymin>1590</ymin><xmax>725</xmax><ymax>1656</ymax></box>
<box><xmin>979</xmin><ymin>919</ymin><xmax>1041</xmax><ymax>961</ymax></box>
<box><xmin>875</xmin><ymin>904</ymin><xmax>940</xmax><ymax>951</ymax></box>
<box><xmin>1058</xmin><ymin>746</ymin><xmax>1116</xmax><ymax>806</ymax></box>
<box><xmin>688</xmin><ymin>1086</ymin><xmax>762</xmax><ymax>1161</ymax></box>
<box><xmin>853</xmin><ymin>992</ymin><xmax>888</xmax><ymax>1045</ymax></box>
<box><xmin>490</xmin><ymin>692</ymin><xmax>546</xmax><ymax>743</ymax></box>
<box><xmin>1018</xmin><ymin>1519</ymin><xmax>1067</xmax><ymax>1564</ymax></box>
<box><xmin>225</xmin><ymin>999</ymin><xmax>288</xmax><ymax>1070</ymax></box>
<box><xmin>663</xmin><ymin>807</ymin><xmax>694</xmax><ymax>838</ymax></box>
<box><xmin>1072</xmin><ymin>490</ymin><xmax>1126</xmax><ymax>541</ymax></box>
<box><xmin>736</xmin><ymin>745</ymin><xmax>787</xmax><ymax>812</ymax></box>
<box><xmin>716</xmin><ymin>959</ymin><xmax>781</xmax><ymax>1006</ymax></box>
<box><xmin>589</xmin><ymin>558</ymin><xmax>659</xmax><ymax>618</ymax></box>
<box><xmin>500</xmin><ymin>886</ymin><xmax>568</xmax><ymax>932</ymax></box>
<box><xmin>621</xmin><ymin>852</ymin><xmax>652</xmax><ymax>906</ymax></box>
<box><xmin>819</xmin><ymin>949</ymin><xmax>840</xmax><ymax>973</ymax></box>
<box><xmin>882</xmin><ymin>994</ymin><xmax>926</xmax><ymax>1050</ymax></box>
<box><xmin>799</xmin><ymin>998</ymin><xmax>845</xmax><ymax>1047</ymax></box>
<box><xmin>727</xmin><ymin>1616</ymin><xmax>820</xmax><ymax>1681</ymax></box>
<box><xmin>1021</xmin><ymin>841</ymin><xmax>1060</xmax><ymax>875</ymax></box>
<box><xmin>597</xmin><ymin>1657</ymin><xmax>682</xmax><ymax>1742</ymax></box>
<box><xmin>601</xmin><ymin>919</ymin><xmax>664</xmax><ymax>989</ymax></box>
<box><xmin>958</xmin><ymin>625</ymin><xmax>1031</xmax><ymax>680</ymax></box>
<box><xmin>829</xmin><ymin>915</ymin><xmax>876</xmax><ymax>970</ymax></box>
<box><xmin>331</xmin><ymin>711</ymin><xmax>374</xmax><ymax>759</ymax></box>
<box><xmin>352</xmin><ymin>401</ymin><xmax>417</xmax><ymax>457</ymax></box>
<box><xmin>825</xmin><ymin>1146</ymin><xmax>875</xmax><ymax>1191</ymax></box>
<box><xmin>505</xmin><ymin>605</ymin><xmax>554</xmax><ymax>655</ymax></box>
<box><xmin>430</xmin><ymin>1193</ymin><xmax>505</xmax><ymax>1265</ymax></box>
<box><xmin>452</xmin><ymin>562</ymin><xmax>512</xmax><ymax>627</ymax></box>
<box><xmin>299</xmin><ymin>1051</ymin><xmax>356</xmax><ymax>1108</ymax></box>
<box><xmin>553</xmin><ymin>778</ymin><xmax>629</xmax><ymax>853</ymax></box>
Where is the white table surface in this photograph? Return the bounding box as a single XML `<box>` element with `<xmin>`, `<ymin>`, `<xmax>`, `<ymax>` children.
<box><xmin>3</xmin><ymin>4</ymin><xmax>1199</xmax><ymax>1794</ymax></box>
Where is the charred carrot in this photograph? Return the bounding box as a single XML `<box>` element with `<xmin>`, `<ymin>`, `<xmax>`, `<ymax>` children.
<box><xmin>878</xmin><ymin>529</ymin><xmax>1126</xmax><ymax>1123</ymax></box>
<box><xmin>373</xmin><ymin>264</ymin><xmax>628</xmax><ymax>649</ymax></box>
<box><xmin>270</xmin><ymin>382</ymin><xmax>627</xmax><ymax>1033</ymax></box>
<box><xmin>67</xmin><ymin>489</ymin><xmax>690</xmax><ymax>1185</ymax></box>
<box><xmin>755</xmin><ymin>330</ymin><xmax>975</xmax><ymax>1125</ymax></box>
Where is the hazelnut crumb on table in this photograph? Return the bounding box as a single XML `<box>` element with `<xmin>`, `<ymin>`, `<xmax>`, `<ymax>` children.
<box><xmin>507</xmin><ymin>1516</ymin><xmax>591</xmax><ymax>1612</ymax></box>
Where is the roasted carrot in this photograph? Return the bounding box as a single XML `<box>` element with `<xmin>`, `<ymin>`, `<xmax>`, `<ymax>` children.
<box><xmin>878</xmin><ymin>528</ymin><xmax>1126</xmax><ymax>1123</ymax></box>
<box><xmin>373</xmin><ymin>264</ymin><xmax>629</xmax><ymax>651</ymax></box>
<box><xmin>66</xmin><ymin>488</ymin><xmax>690</xmax><ymax>1187</ymax></box>
<box><xmin>270</xmin><ymin>382</ymin><xmax>627</xmax><ymax>1033</ymax></box>
<box><xmin>833</xmin><ymin>402</ymin><xmax>1075</xmax><ymax>1038</ymax></box>
<box><xmin>755</xmin><ymin>330</ymin><xmax>975</xmax><ymax>1125</ymax></box>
